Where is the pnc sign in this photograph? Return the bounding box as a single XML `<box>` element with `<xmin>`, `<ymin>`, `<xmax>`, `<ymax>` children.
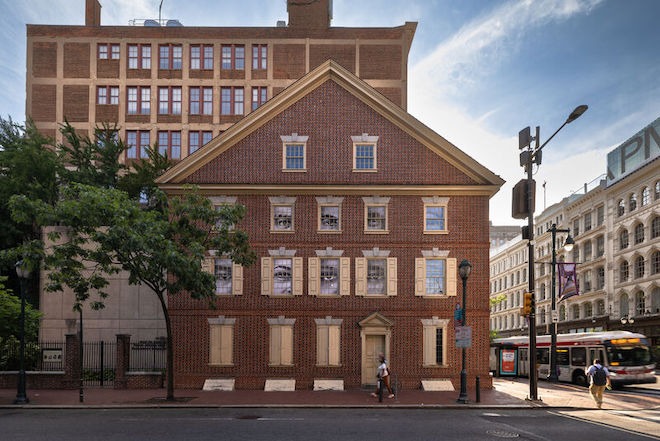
<box><xmin>607</xmin><ymin>117</ymin><xmax>660</xmax><ymax>187</ymax></box>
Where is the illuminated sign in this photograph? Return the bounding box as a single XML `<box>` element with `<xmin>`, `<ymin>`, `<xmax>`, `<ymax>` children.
<box><xmin>606</xmin><ymin>117</ymin><xmax>660</xmax><ymax>186</ymax></box>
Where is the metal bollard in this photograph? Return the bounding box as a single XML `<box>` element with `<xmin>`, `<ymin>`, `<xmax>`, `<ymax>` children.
<box><xmin>476</xmin><ymin>376</ymin><xmax>481</xmax><ymax>403</ymax></box>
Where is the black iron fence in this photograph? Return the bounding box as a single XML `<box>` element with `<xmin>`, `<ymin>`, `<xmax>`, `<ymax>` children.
<box><xmin>0</xmin><ymin>339</ymin><xmax>65</xmax><ymax>372</ymax></box>
<box><xmin>130</xmin><ymin>339</ymin><xmax>167</xmax><ymax>372</ymax></box>
<box><xmin>83</xmin><ymin>341</ymin><xmax>116</xmax><ymax>387</ymax></box>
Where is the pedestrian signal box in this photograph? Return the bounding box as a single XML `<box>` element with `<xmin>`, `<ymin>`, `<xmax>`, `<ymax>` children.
<box><xmin>520</xmin><ymin>292</ymin><xmax>533</xmax><ymax>316</ymax></box>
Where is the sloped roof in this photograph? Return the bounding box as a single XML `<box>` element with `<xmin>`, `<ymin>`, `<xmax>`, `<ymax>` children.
<box><xmin>156</xmin><ymin>60</ymin><xmax>504</xmax><ymax>195</ymax></box>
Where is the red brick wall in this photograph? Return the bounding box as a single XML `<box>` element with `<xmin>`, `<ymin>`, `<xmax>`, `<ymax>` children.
<box><xmin>63</xmin><ymin>43</ymin><xmax>90</xmax><ymax>78</ymax></box>
<box><xmin>360</xmin><ymin>45</ymin><xmax>402</xmax><ymax>80</ymax></box>
<box><xmin>32</xmin><ymin>42</ymin><xmax>57</xmax><ymax>78</ymax></box>
<box><xmin>309</xmin><ymin>44</ymin><xmax>356</xmax><ymax>73</ymax></box>
<box><xmin>30</xmin><ymin>85</ymin><xmax>57</xmax><ymax>121</ymax></box>
<box><xmin>97</xmin><ymin>59</ymin><xmax>120</xmax><ymax>78</ymax></box>
<box><xmin>273</xmin><ymin>44</ymin><xmax>306</xmax><ymax>79</ymax></box>
<box><xmin>63</xmin><ymin>85</ymin><xmax>89</xmax><ymax>122</ymax></box>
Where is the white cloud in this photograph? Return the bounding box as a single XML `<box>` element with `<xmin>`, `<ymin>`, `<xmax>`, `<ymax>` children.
<box><xmin>408</xmin><ymin>0</ymin><xmax>605</xmax><ymax>224</ymax></box>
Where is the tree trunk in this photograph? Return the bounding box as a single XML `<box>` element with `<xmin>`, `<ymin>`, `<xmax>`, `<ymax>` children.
<box><xmin>156</xmin><ymin>291</ymin><xmax>175</xmax><ymax>401</ymax></box>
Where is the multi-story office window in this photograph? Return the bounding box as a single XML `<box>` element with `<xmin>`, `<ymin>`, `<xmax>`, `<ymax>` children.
<box><xmin>597</xmin><ymin>205</ymin><xmax>604</xmax><ymax>226</ymax></box>
<box><xmin>269</xmin><ymin>196</ymin><xmax>296</xmax><ymax>232</ymax></box>
<box><xmin>596</xmin><ymin>235</ymin><xmax>605</xmax><ymax>257</ymax></box>
<box><xmin>159</xmin><ymin>44</ymin><xmax>183</xmax><ymax>69</ymax></box>
<box><xmin>596</xmin><ymin>266</ymin><xmax>605</xmax><ymax>290</ymax></box>
<box><xmin>366</xmin><ymin>258</ymin><xmax>387</xmax><ymax>295</ymax></box>
<box><xmin>653</xmin><ymin>216</ymin><xmax>660</xmax><ymax>239</ymax></box>
<box><xmin>214</xmin><ymin>258</ymin><xmax>233</xmax><ymax>295</ymax></box>
<box><xmin>642</xmin><ymin>187</ymin><xmax>650</xmax><ymax>206</ymax></box>
<box><xmin>620</xmin><ymin>229</ymin><xmax>629</xmax><ymax>250</ymax></box>
<box><xmin>283</xmin><ymin>143</ymin><xmax>305</xmax><ymax>170</ymax></box>
<box><xmin>629</xmin><ymin>193</ymin><xmax>638</xmax><ymax>211</ymax></box>
<box><xmin>190</xmin><ymin>44</ymin><xmax>213</xmax><ymax>70</ymax></box>
<box><xmin>655</xmin><ymin>181</ymin><xmax>660</xmax><ymax>200</ymax></box>
<box><xmin>126</xmin><ymin>130</ymin><xmax>150</xmax><ymax>159</ymax></box>
<box><xmin>158</xmin><ymin>87</ymin><xmax>182</xmax><ymax>115</ymax></box>
<box><xmin>188</xmin><ymin>131</ymin><xmax>213</xmax><ymax>154</ymax></box>
<box><xmin>620</xmin><ymin>260</ymin><xmax>629</xmax><ymax>282</ymax></box>
<box><xmin>221</xmin><ymin>87</ymin><xmax>244</xmax><ymax>115</ymax></box>
<box><xmin>584</xmin><ymin>302</ymin><xmax>593</xmax><ymax>317</ymax></box>
<box><xmin>652</xmin><ymin>250</ymin><xmax>660</xmax><ymax>275</ymax></box>
<box><xmin>583</xmin><ymin>240</ymin><xmax>592</xmax><ymax>261</ymax></box>
<box><xmin>416</xmin><ymin>259</ymin><xmax>449</xmax><ymax>295</ymax></box>
<box><xmin>157</xmin><ymin>131</ymin><xmax>181</xmax><ymax>159</ymax></box>
<box><xmin>583</xmin><ymin>270</ymin><xmax>592</xmax><ymax>292</ymax></box>
<box><xmin>584</xmin><ymin>212</ymin><xmax>592</xmax><ymax>231</ymax></box>
<box><xmin>308</xmin><ymin>257</ymin><xmax>348</xmax><ymax>296</ymax></box>
<box><xmin>221</xmin><ymin>44</ymin><xmax>245</xmax><ymax>70</ymax></box>
<box><xmin>635</xmin><ymin>291</ymin><xmax>646</xmax><ymax>316</ymax></box>
<box><xmin>634</xmin><ymin>256</ymin><xmax>645</xmax><ymax>279</ymax></box>
<box><xmin>252</xmin><ymin>86</ymin><xmax>267</xmax><ymax>111</ymax></box>
<box><xmin>127</xmin><ymin>44</ymin><xmax>151</xmax><ymax>69</ymax></box>
<box><xmin>596</xmin><ymin>299</ymin><xmax>605</xmax><ymax>315</ymax></box>
<box><xmin>98</xmin><ymin>43</ymin><xmax>120</xmax><ymax>59</ymax></box>
<box><xmin>634</xmin><ymin>223</ymin><xmax>645</xmax><ymax>244</ymax></box>
<box><xmin>572</xmin><ymin>218</ymin><xmax>580</xmax><ymax>237</ymax></box>
<box><xmin>366</xmin><ymin>205</ymin><xmax>387</xmax><ymax>232</ymax></box>
<box><xmin>189</xmin><ymin>87</ymin><xmax>213</xmax><ymax>115</ymax></box>
<box><xmin>354</xmin><ymin>143</ymin><xmax>375</xmax><ymax>170</ymax></box>
<box><xmin>127</xmin><ymin>86</ymin><xmax>150</xmax><ymax>115</ymax></box>
<box><xmin>617</xmin><ymin>199</ymin><xmax>625</xmax><ymax>217</ymax></box>
<box><xmin>252</xmin><ymin>44</ymin><xmax>267</xmax><ymax>70</ymax></box>
<box><xmin>97</xmin><ymin>86</ymin><xmax>119</xmax><ymax>105</ymax></box>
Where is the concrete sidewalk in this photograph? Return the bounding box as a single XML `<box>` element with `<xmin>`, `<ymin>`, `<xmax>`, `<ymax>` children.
<box><xmin>1</xmin><ymin>378</ymin><xmax>658</xmax><ymax>409</ymax></box>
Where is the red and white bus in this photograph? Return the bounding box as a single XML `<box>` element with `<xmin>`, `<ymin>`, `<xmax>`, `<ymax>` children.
<box><xmin>490</xmin><ymin>331</ymin><xmax>656</xmax><ymax>387</ymax></box>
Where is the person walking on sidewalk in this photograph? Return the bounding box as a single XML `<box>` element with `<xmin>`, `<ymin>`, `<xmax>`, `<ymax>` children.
<box><xmin>371</xmin><ymin>353</ymin><xmax>395</xmax><ymax>399</ymax></box>
<box><xmin>586</xmin><ymin>358</ymin><xmax>611</xmax><ymax>408</ymax></box>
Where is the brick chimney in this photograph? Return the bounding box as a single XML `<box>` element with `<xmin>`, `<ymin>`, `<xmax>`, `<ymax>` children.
<box><xmin>287</xmin><ymin>0</ymin><xmax>332</xmax><ymax>29</ymax></box>
<box><xmin>85</xmin><ymin>0</ymin><xmax>102</xmax><ymax>26</ymax></box>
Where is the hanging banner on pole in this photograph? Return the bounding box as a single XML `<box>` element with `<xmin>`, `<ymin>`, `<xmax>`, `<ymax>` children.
<box><xmin>557</xmin><ymin>263</ymin><xmax>579</xmax><ymax>302</ymax></box>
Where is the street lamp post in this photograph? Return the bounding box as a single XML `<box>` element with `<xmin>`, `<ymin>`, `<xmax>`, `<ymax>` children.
<box><xmin>14</xmin><ymin>260</ymin><xmax>31</xmax><ymax>405</ymax></box>
<box><xmin>517</xmin><ymin>105</ymin><xmax>587</xmax><ymax>400</ymax></box>
<box><xmin>456</xmin><ymin>259</ymin><xmax>472</xmax><ymax>404</ymax></box>
<box><xmin>547</xmin><ymin>224</ymin><xmax>573</xmax><ymax>382</ymax></box>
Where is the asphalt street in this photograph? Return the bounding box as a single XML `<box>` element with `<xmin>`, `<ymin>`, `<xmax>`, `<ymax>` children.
<box><xmin>1</xmin><ymin>408</ymin><xmax>657</xmax><ymax>441</ymax></box>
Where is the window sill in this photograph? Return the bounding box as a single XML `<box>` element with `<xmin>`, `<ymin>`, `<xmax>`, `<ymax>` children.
<box><xmin>364</xmin><ymin>230</ymin><xmax>389</xmax><ymax>234</ymax></box>
<box><xmin>317</xmin><ymin>230</ymin><xmax>342</xmax><ymax>234</ymax></box>
<box><xmin>423</xmin><ymin>230</ymin><xmax>449</xmax><ymax>235</ymax></box>
<box><xmin>352</xmin><ymin>169</ymin><xmax>378</xmax><ymax>173</ymax></box>
<box><xmin>282</xmin><ymin>169</ymin><xmax>307</xmax><ymax>172</ymax></box>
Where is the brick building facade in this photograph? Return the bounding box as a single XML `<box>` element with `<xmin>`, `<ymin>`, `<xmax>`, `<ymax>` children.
<box><xmin>157</xmin><ymin>61</ymin><xmax>503</xmax><ymax>390</ymax></box>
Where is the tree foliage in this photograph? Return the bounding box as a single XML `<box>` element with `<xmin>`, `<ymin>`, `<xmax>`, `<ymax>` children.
<box><xmin>0</xmin><ymin>276</ymin><xmax>42</xmax><ymax>342</ymax></box>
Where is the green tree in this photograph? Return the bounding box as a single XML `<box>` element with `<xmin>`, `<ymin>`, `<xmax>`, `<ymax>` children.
<box><xmin>0</xmin><ymin>276</ymin><xmax>42</xmax><ymax>370</ymax></box>
<box><xmin>11</xmin><ymin>183</ymin><xmax>255</xmax><ymax>400</ymax></box>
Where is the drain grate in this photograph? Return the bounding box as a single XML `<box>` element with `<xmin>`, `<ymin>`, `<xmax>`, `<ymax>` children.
<box><xmin>486</xmin><ymin>430</ymin><xmax>520</xmax><ymax>438</ymax></box>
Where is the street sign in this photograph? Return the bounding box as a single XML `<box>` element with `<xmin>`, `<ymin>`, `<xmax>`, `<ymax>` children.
<box><xmin>552</xmin><ymin>310</ymin><xmax>559</xmax><ymax>323</ymax></box>
<box><xmin>455</xmin><ymin>326</ymin><xmax>472</xmax><ymax>348</ymax></box>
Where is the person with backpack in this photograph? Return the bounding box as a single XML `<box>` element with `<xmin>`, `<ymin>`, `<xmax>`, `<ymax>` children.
<box><xmin>371</xmin><ymin>353</ymin><xmax>395</xmax><ymax>399</ymax></box>
<box><xmin>586</xmin><ymin>358</ymin><xmax>611</xmax><ymax>408</ymax></box>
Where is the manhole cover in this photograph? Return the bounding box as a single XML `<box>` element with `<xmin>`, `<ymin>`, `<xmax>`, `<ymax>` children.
<box><xmin>486</xmin><ymin>430</ymin><xmax>520</xmax><ymax>438</ymax></box>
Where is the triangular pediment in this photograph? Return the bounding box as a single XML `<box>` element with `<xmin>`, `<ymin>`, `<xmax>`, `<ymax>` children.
<box><xmin>156</xmin><ymin>60</ymin><xmax>503</xmax><ymax>195</ymax></box>
<box><xmin>359</xmin><ymin>312</ymin><xmax>394</xmax><ymax>328</ymax></box>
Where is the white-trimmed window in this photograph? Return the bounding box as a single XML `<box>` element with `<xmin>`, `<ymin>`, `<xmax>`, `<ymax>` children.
<box><xmin>415</xmin><ymin>251</ymin><xmax>457</xmax><ymax>297</ymax></box>
<box><xmin>97</xmin><ymin>86</ymin><xmax>119</xmax><ymax>105</ymax></box>
<box><xmin>315</xmin><ymin>316</ymin><xmax>342</xmax><ymax>366</ymax></box>
<box><xmin>158</xmin><ymin>86</ymin><xmax>182</xmax><ymax>115</ymax></box>
<box><xmin>355</xmin><ymin>249</ymin><xmax>396</xmax><ymax>296</ymax></box>
<box><xmin>98</xmin><ymin>43</ymin><xmax>120</xmax><ymax>60</ymax></box>
<box><xmin>159</xmin><ymin>44</ymin><xmax>183</xmax><ymax>70</ymax></box>
<box><xmin>280</xmin><ymin>133</ymin><xmax>308</xmax><ymax>171</ymax></box>
<box><xmin>221</xmin><ymin>44</ymin><xmax>245</xmax><ymax>70</ymax></box>
<box><xmin>261</xmin><ymin>249</ymin><xmax>303</xmax><ymax>296</ymax></box>
<box><xmin>269</xmin><ymin>196</ymin><xmax>296</xmax><ymax>232</ymax></box>
<box><xmin>128</xmin><ymin>44</ymin><xmax>151</xmax><ymax>69</ymax></box>
<box><xmin>202</xmin><ymin>253</ymin><xmax>243</xmax><ymax>296</ymax></box>
<box><xmin>268</xmin><ymin>316</ymin><xmax>295</xmax><ymax>366</ymax></box>
<box><xmin>317</xmin><ymin>196</ymin><xmax>343</xmax><ymax>232</ymax></box>
<box><xmin>363</xmin><ymin>197</ymin><xmax>389</xmax><ymax>233</ymax></box>
<box><xmin>352</xmin><ymin>134</ymin><xmax>378</xmax><ymax>171</ymax></box>
<box><xmin>127</xmin><ymin>86</ymin><xmax>150</xmax><ymax>115</ymax></box>
<box><xmin>210</xmin><ymin>196</ymin><xmax>237</xmax><ymax>231</ymax></box>
<box><xmin>423</xmin><ymin>197</ymin><xmax>449</xmax><ymax>233</ymax></box>
<box><xmin>208</xmin><ymin>315</ymin><xmax>235</xmax><ymax>366</ymax></box>
<box><xmin>190</xmin><ymin>44</ymin><xmax>214</xmax><ymax>70</ymax></box>
<box><xmin>422</xmin><ymin>317</ymin><xmax>449</xmax><ymax>367</ymax></box>
<box><xmin>308</xmin><ymin>249</ymin><xmax>350</xmax><ymax>296</ymax></box>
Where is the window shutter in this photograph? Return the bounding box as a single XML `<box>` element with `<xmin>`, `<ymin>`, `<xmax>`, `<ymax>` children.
<box><xmin>281</xmin><ymin>325</ymin><xmax>293</xmax><ymax>365</ymax></box>
<box><xmin>387</xmin><ymin>257</ymin><xmax>397</xmax><ymax>296</ymax></box>
<box><xmin>232</xmin><ymin>264</ymin><xmax>243</xmax><ymax>295</ymax></box>
<box><xmin>219</xmin><ymin>325</ymin><xmax>233</xmax><ymax>365</ymax></box>
<box><xmin>293</xmin><ymin>257</ymin><xmax>303</xmax><ymax>295</ymax></box>
<box><xmin>340</xmin><ymin>257</ymin><xmax>351</xmax><ymax>296</ymax></box>
<box><xmin>308</xmin><ymin>257</ymin><xmax>320</xmax><ymax>296</ymax></box>
<box><xmin>269</xmin><ymin>325</ymin><xmax>280</xmax><ymax>365</ymax></box>
<box><xmin>422</xmin><ymin>326</ymin><xmax>434</xmax><ymax>366</ymax></box>
<box><xmin>202</xmin><ymin>257</ymin><xmax>214</xmax><ymax>275</ymax></box>
<box><xmin>209</xmin><ymin>324</ymin><xmax>222</xmax><ymax>364</ymax></box>
<box><xmin>415</xmin><ymin>258</ymin><xmax>426</xmax><ymax>296</ymax></box>
<box><xmin>261</xmin><ymin>257</ymin><xmax>272</xmax><ymax>296</ymax></box>
<box><xmin>328</xmin><ymin>325</ymin><xmax>340</xmax><ymax>366</ymax></box>
<box><xmin>317</xmin><ymin>325</ymin><xmax>328</xmax><ymax>365</ymax></box>
<box><xmin>446</xmin><ymin>258</ymin><xmax>457</xmax><ymax>296</ymax></box>
<box><xmin>355</xmin><ymin>258</ymin><xmax>366</xmax><ymax>296</ymax></box>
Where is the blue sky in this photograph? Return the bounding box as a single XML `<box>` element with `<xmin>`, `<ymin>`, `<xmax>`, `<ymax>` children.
<box><xmin>1</xmin><ymin>0</ymin><xmax>659</xmax><ymax>224</ymax></box>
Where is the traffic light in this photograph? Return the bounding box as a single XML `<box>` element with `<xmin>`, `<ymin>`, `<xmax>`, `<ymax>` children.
<box><xmin>521</xmin><ymin>292</ymin><xmax>533</xmax><ymax>316</ymax></box>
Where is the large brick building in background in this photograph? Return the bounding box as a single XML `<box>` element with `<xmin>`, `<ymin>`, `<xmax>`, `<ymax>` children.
<box><xmin>29</xmin><ymin>0</ymin><xmax>505</xmax><ymax>390</ymax></box>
